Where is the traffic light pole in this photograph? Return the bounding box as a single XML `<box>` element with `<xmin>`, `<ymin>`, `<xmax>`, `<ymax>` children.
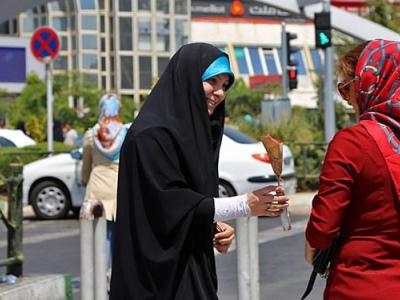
<box><xmin>323</xmin><ymin>0</ymin><xmax>336</xmax><ymax>142</ymax></box>
<box><xmin>281</xmin><ymin>23</ymin><xmax>288</xmax><ymax>98</ymax></box>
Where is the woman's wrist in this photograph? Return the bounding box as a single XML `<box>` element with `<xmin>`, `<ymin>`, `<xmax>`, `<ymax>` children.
<box><xmin>213</xmin><ymin>194</ymin><xmax>251</xmax><ymax>222</ymax></box>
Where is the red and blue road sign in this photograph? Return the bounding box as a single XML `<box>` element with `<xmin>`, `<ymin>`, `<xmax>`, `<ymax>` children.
<box><xmin>30</xmin><ymin>27</ymin><xmax>60</xmax><ymax>63</ymax></box>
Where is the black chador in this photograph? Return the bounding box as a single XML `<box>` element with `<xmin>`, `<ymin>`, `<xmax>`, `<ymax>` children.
<box><xmin>110</xmin><ymin>44</ymin><xmax>228</xmax><ymax>299</ymax></box>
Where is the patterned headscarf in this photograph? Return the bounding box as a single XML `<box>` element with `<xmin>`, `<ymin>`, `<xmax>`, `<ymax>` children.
<box><xmin>355</xmin><ymin>39</ymin><xmax>400</xmax><ymax>200</ymax></box>
<box><xmin>356</xmin><ymin>39</ymin><xmax>400</xmax><ymax>153</ymax></box>
<box><xmin>92</xmin><ymin>94</ymin><xmax>127</xmax><ymax>161</ymax></box>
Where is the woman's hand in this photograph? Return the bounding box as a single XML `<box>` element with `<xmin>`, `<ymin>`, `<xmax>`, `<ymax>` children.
<box><xmin>248</xmin><ymin>185</ymin><xmax>289</xmax><ymax>217</ymax></box>
<box><xmin>305</xmin><ymin>240</ymin><xmax>317</xmax><ymax>265</ymax></box>
<box><xmin>213</xmin><ymin>222</ymin><xmax>235</xmax><ymax>254</ymax></box>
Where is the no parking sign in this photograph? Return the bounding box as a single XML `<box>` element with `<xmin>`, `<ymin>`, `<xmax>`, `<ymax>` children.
<box><xmin>30</xmin><ymin>27</ymin><xmax>60</xmax><ymax>63</ymax></box>
<box><xmin>30</xmin><ymin>27</ymin><xmax>60</xmax><ymax>153</ymax></box>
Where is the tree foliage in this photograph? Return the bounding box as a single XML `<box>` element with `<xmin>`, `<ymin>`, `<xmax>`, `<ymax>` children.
<box><xmin>365</xmin><ymin>0</ymin><xmax>399</xmax><ymax>32</ymax></box>
<box><xmin>7</xmin><ymin>72</ymin><xmax>138</xmax><ymax>141</ymax></box>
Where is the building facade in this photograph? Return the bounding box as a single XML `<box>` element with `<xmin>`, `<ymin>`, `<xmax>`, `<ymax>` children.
<box><xmin>0</xmin><ymin>0</ymin><xmax>190</xmax><ymax>105</ymax></box>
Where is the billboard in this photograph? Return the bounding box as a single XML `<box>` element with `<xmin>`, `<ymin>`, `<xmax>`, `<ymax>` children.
<box><xmin>0</xmin><ymin>47</ymin><xmax>26</xmax><ymax>83</ymax></box>
<box><xmin>0</xmin><ymin>36</ymin><xmax>44</xmax><ymax>93</ymax></box>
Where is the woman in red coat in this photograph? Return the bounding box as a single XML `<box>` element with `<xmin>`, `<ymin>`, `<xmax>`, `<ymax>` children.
<box><xmin>305</xmin><ymin>39</ymin><xmax>400</xmax><ymax>299</ymax></box>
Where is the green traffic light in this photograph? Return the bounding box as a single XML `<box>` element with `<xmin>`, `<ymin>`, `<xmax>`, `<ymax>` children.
<box><xmin>319</xmin><ymin>32</ymin><xmax>330</xmax><ymax>45</ymax></box>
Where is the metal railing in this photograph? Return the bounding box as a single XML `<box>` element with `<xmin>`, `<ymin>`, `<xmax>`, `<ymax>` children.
<box><xmin>288</xmin><ymin>142</ymin><xmax>328</xmax><ymax>190</ymax></box>
<box><xmin>0</xmin><ymin>163</ymin><xmax>24</xmax><ymax>276</ymax></box>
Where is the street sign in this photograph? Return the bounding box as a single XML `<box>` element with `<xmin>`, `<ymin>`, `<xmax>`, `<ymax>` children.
<box><xmin>30</xmin><ymin>27</ymin><xmax>60</xmax><ymax>63</ymax></box>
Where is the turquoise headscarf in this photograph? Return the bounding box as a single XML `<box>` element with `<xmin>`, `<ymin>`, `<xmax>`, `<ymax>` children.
<box><xmin>201</xmin><ymin>55</ymin><xmax>235</xmax><ymax>90</ymax></box>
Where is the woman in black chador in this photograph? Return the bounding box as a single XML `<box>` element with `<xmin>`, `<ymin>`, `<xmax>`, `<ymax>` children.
<box><xmin>110</xmin><ymin>43</ymin><xmax>289</xmax><ymax>299</ymax></box>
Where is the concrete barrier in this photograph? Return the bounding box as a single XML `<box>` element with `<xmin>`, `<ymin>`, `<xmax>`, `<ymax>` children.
<box><xmin>0</xmin><ymin>274</ymin><xmax>72</xmax><ymax>300</ymax></box>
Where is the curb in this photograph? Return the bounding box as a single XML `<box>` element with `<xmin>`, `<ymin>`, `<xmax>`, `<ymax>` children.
<box><xmin>0</xmin><ymin>274</ymin><xmax>72</xmax><ymax>300</ymax></box>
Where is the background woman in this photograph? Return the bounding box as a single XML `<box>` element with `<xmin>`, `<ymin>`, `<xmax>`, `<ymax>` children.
<box><xmin>81</xmin><ymin>94</ymin><xmax>127</xmax><ymax>273</ymax></box>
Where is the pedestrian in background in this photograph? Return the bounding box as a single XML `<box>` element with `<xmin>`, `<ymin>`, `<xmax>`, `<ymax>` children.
<box><xmin>81</xmin><ymin>94</ymin><xmax>127</xmax><ymax>278</ymax></box>
<box><xmin>305</xmin><ymin>39</ymin><xmax>400</xmax><ymax>299</ymax></box>
<box><xmin>63</xmin><ymin>121</ymin><xmax>79</xmax><ymax>146</ymax></box>
<box><xmin>110</xmin><ymin>43</ymin><xmax>289</xmax><ymax>299</ymax></box>
<box><xmin>0</xmin><ymin>117</ymin><xmax>6</xmax><ymax>128</ymax></box>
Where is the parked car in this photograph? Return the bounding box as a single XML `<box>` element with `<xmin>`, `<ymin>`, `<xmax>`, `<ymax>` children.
<box><xmin>23</xmin><ymin>126</ymin><xmax>296</xmax><ymax>219</ymax></box>
<box><xmin>0</xmin><ymin>129</ymin><xmax>36</xmax><ymax>148</ymax></box>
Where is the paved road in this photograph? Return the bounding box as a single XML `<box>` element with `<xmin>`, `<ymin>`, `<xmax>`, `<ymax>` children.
<box><xmin>0</xmin><ymin>192</ymin><xmax>325</xmax><ymax>299</ymax></box>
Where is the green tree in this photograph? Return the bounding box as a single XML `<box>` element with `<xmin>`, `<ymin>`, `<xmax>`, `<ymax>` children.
<box><xmin>226</xmin><ymin>78</ymin><xmax>280</xmax><ymax>119</ymax></box>
<box><xmin>365</xmin><ymin>0</ymin><xmax>399</xmax><ymax>32</ymax></box>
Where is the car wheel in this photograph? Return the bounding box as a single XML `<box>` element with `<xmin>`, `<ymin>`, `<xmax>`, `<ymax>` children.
<box><xmin>30</xmin><ymin>180</ymin><xmax>71</xmax><ymax>220</ymax></box>
<box><xmin>218</xmin><ymin>180</ymin><xmax>236</xmax><ymax>198</ymax></box>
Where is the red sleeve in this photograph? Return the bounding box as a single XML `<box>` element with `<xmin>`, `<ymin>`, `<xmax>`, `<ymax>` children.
<box><xmin>305</xmin><ymin>127</ymin><xmax>365</xmax><ymax>249</ymax></box>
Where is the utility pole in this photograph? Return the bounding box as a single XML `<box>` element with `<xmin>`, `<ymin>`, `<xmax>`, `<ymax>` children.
<box><xmin>281</xmin><ymin>23</ymin><xmax>288</xmax><ymax>98</ymax></box>
<box><xmin>322</xmin><ymin>0</ymin><xmax>335</xmax><ymax>141</ymax></box>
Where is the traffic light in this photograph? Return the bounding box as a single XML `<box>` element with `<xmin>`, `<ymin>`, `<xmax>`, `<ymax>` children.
<box><xmin>314</xmin><ymin>12</ymin><xmax>332</xmax><ymax>49</ymax></box>
<box><xmin>286</xmin><ymin>32</ymin><xmax>298</xmax><ymax>90</ymax></box>
<box><xmin>287</xmin><ymin>68</ymin><xmax>298</xmax><ymax>90</ymax></box>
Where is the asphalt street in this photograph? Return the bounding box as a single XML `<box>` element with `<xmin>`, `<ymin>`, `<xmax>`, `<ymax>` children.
<box><xmin>0</xmin><ymin>192</ymin><xmax>325</xmax><ymax>299</ymax></box>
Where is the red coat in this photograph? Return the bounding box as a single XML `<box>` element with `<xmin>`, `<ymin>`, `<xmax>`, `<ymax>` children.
<box><xmin>306</xmin><ymin>124</ymin><xmax>400</xmax><ymax>299</ymax></box>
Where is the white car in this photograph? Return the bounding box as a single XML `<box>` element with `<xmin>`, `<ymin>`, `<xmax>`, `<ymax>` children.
<box><xmin>0</xmin><ymin>129</ymin><xmax>36</xmax><ymax>148</ymax></box>
<box><xmin>22</xmin><ymin>126</ymin><xmax>296</xmax><ymax>219</ymax></box>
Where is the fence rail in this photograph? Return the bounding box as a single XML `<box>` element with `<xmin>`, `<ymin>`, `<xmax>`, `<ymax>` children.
<box><xmin>0</xmin><ymin>163</ymin><xmax>24</xmax><ymax>276</ymax></box>
<box><xmin>288</xmin><ymin>142</ymin><xmax>328</xmax><ymax>190</ymax></box>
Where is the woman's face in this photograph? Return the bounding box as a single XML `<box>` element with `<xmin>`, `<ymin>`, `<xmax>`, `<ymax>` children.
<box><xmin>338</xmin><ymin>78</ymin><xmax>360</xmax><ymax>116</ymax></box>
<box><xmin>202</xmin><ymin>74</ymin><xmax>230</xmax><ymax>115</ymax></box>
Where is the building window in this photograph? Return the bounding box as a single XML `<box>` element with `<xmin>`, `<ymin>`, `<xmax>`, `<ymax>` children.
<box><xmin>158</xmin><ymin>57</ymin><xmax>169</xmax><ymax>77</ymax></box>
<box><xmin>67</xmin><ymin>0</ymin><xmax>75</xmax><ymax>10</ymax></box>
<box><xmin>119</xmin><ymin>0</ymin><xmax>131</xmax><ymax>11</ymax></box>
<box><xmin>101</xmin><ymin>57</ymin><xmax>106</xmax><ymax>71</ymax></box>
<box><xmin>61</xmin><ymin>36</ymin><xmax>68</xmax><ymax>51</ymax></box>
<box><xmin>98</xmin><ymin>0</ymin><xmax>105</xmax><ymax>10</ymax></box>
<box><xmin>52</xmin><ymin>17</ymin><xmax>67</xmax><ymax>31</ymax></box>
<box><xmin>263</xmin><ymin>49</ymin><xmax>278</xmax><ymax>75</ymax></box>
<box><xmin>71</xmin><ymin>35</ymin><xmax>77</xmax><ymax>50</ymax></box>
<box><xmin>310</xmin><ymin>49</ymin><xmax>323</xmax><ymax>73</ymax></box>
<box><xmin>50</xmin><ymin>1</ymin><xmax>67</xmax><ymax>11</ymax></box>
<box><xmin>101</xmin><ymin>37</ymin><xmax>106</xmax><ymax>52</ymax></box>
<box><xmin>70</xmin><ymin>15</ymin><xmax>76</xmax><ymax>30</ymax></box>
<box><xmin>0</xmin><ymin>21</ymin><xmax>10</xmax><ymax>34</ymax></box>
<box><xmin>139</xmin><ymin>56</ymin><xmax>152</xmax><ymax>89</ymax></box>
<box><xmin>138</xmin><ymin>18</ymin><xmax>151</xmax><ymax>51</ymax></box>
<box><xmin>119</xmin><ymin>17</ymin><xmax>132</xmax><ymax>51</ymax></box>
<box><xmin>138</xmin><ymin>0</ymin><xmax>151</xmax><ymax>11</ymax></box>
<box><xmin>175</xmin><ymin>19</ymin><xmax>188</xmax><ymax>50</ymax></box>
<box><xmin>81</xmin><ymin>15</ymin><xmax>97</xmax><ymax>30</ymax></box>
<box><xmin>80</xmin><ymin>0</ymin><xmax>96</xmax><ymax>10</ymax></box>
<box><xmin>22</xmin><ymin>16</ymin><xmax>35</xmax><ymax>32</ymax></box>
<box><xmin>72</xmin><ymin>55</ymin><xmax>78</xmax><ymax>68</ymax></box>
<box><xmin>293</xmin><ymin>50</ymin><xmax>307</xmax><ymax>75</ymax></box>
<box><xmin>82</xmin><ymin>34</ymin><xmax>97</xmax><ymax>49</ymax></box>
<box><xmin>175</xmin><ymin>0</ymin><xmax>187</xmax><ymax>14</ymax></box>
<box><xmin>156</xmin><ymin>19</ymin><xmax>170</xmax><ymax>52</ymax></box>
<box><xmin>120</xmin><ymin>56</ymin><xmax>133</xmax><ymax>89</ymax></box>
<box><xmin>82</xmin><ymin>54</ymin><xmax>98</xmax><ymax>69</ymax></box>
<box><xmin>234</xmin><ymin>47</ymin><xmax>249</xmax><ymax>74</ymax></box>
<box><xmin>54</xmin><ymin>56</ymin><xmax>68</xmax><ymax>70</ymax></box>
<box><xmin>101</xmin><ymin>75</ymin><xmax>107</xmax><ymax>90</ymax></box>
<box><xmin>100</xmin><ymin>16</ymin><xmax>105</xmax><ymax>32</ymax></box>
<box><xmin>248</xmin><ymin>47</ymin><xmax>263</xmax><ymax>75</ymax></box>
<box><xmin>156</xmin><ymin>0</ymin><xmax>169</xmax><ymax>13</ymax></box>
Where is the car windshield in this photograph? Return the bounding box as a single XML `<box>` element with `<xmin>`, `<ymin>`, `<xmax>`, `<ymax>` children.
<box><xmin>224</xmin><ymin>126</ymin><xmax>257</xmax><ymax>144</ymax></box>
<box><xmin>0</xmin><ymin>137</ymin><xmax>16</xmax><ymax>147</ymax></box>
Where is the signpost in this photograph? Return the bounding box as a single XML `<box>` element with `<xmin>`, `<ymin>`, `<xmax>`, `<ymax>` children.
<box><xmin>30</xmin><ymin>27</ymin><xmax>60</xmax><ymax>153</ymax></box>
